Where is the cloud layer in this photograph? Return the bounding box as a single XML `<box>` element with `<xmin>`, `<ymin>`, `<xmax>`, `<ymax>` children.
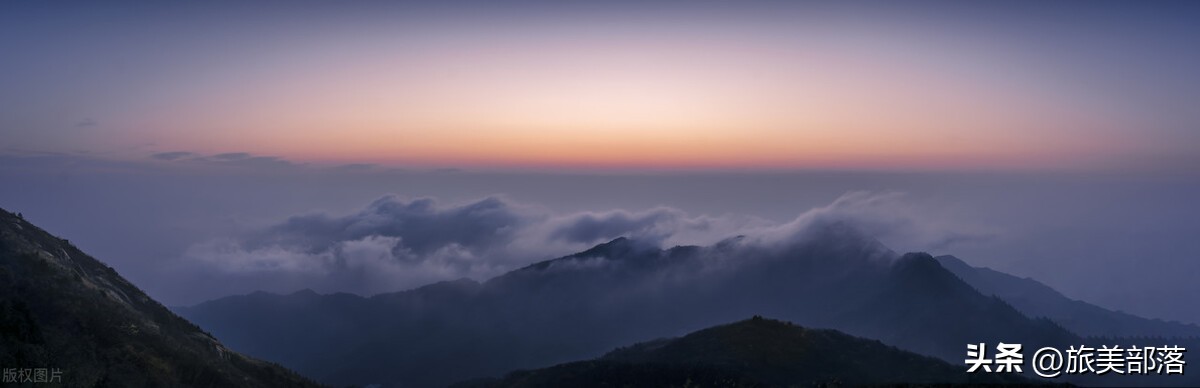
<box><xmin>147</xmin><ymin>151</ymin><xmax>302</xmax><ymax>170</ymax></box>
<box><xmin>182</xmin><ymin>191</ymin><xmax>989</xmax><ymax>296</ymax></box>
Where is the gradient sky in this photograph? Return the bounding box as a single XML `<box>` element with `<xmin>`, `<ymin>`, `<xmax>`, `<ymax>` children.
<box><xmin>3</xmin><ymin>0</ymin><xmax>1199</xmax><ymax>171</ymax></box>
<box><xmin>2</xmin><ymin>1</ymin><xmax>1200</xmax><ymax>325</ymax></box>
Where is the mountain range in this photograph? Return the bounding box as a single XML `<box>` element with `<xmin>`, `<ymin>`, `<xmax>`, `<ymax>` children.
<box><xmin>935</xmin><ymin>255</ymin><xmax>1200</xmax><ymax>338</ymax></box>
<box><xmin>5</xmin><ymin>204</ymin><xmax>1196</xmax><ymax>387</ymax></box>
<box><xmin>177</xmin><ymin>222</ymin><xmax>1089</xmax><ymax>387</ymax></box>
<box><xmin>455</xmin><ymin>316</ymin><xmax>1031</xmax><ymax>387</ymax></box>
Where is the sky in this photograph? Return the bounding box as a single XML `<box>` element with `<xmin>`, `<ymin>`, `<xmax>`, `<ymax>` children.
<box><xmin>1</xmin><ymin>2</ymin><xmax>1199</xmax><ymax>323</ymax></box>
<box><xmin>4</xmin><ymin>0</ymin><xmax>1200</xmax><ymax>171</ymax></box>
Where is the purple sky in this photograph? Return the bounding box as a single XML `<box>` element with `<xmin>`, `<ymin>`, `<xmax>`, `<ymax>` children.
<box><xmin>2</xmin><ymin>1</ymin><xmax>1199</xmax><ymax>325</ymax></box>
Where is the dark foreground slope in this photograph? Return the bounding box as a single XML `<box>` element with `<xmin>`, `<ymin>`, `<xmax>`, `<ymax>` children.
<box><xmin>459</xmin><ymin>317</ymin><xmax>1030</xmax><ymax>387</ymax></box>
<box><xmin>180</xmin><ymin>224</ymin><xmax>1080</xmax><ymax>387</ymax></box>
<box><xmin>0</xmin><ymin>208</ymin><xmax>320</xmax><ymax>387</ymax></box>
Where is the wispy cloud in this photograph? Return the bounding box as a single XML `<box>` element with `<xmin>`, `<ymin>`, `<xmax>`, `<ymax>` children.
<box><xmin>149</xmin><ymin>151</ymin><xmax>301</xmax><ymax>170</ymax></box>
<box><xmin>211</xmin><ymin>152</ymin><xmax>252</xmax><ymax>161</ymax></box>
<box><xmin>151</xmin><ymin>151</ymin><xmax>198</xmax><ymax>161</ymax></box>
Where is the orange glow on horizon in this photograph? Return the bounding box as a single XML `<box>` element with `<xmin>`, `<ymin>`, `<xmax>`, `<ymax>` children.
<box><xmin>118</xmin><ymin>20</ymin><xmax>1135</xmax><ymax>172</ymax></box>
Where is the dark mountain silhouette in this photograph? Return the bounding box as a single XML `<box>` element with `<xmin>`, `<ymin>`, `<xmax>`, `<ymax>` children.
<box><xmin>0</xmin><ymin>208</ymin><xmax>320</xmax><ymax>387</ymax></box>
<box><xmin>458</xmin><ymin>317</ymin><xmax>1032</xmax><ymax>387</ymax></box>
<box><xmin>178</xmin><ymin>221</ymin><xmax>1082</xmax><ymax>387</ymax></box>
<box><xmin>935</xmin><ymin>255</ymin><xmax>1200</xmax><ymax>338</ymax></box>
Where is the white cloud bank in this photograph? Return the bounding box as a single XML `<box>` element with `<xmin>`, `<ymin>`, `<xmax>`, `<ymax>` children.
<box><xmin>182</xmin><ymin>191</ymin><xmax>993</xmax><ymax>296</ymax></box>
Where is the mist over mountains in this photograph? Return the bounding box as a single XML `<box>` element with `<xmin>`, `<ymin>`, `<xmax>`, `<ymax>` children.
<box><xmin>936</xmin><ymin>255</ymin><xmax>1200</xmax><ymax>338</ymax></box>
<box><xmin>177</xmin><ymin>191</ymin><xmax>989</xmax><ymax>301</ymax></box>
<box><xmin>171</xmin><ymin>192</ymin><xmax>1200</xmax><ymax>387</ymax></box>
<box><xmin>177</xmin><ymin>214</ymin><xmax>1084</xmax><ymax>387</ymax></box>
<box><xmin>3</xmin><ymin>198</ymin><xmax>1196</xmax><ymax>387</ymax></box>
<box><xmin>5</xmin><ymin>163</ymin><xmax>1198</xmax><ymax>325</ymax></box>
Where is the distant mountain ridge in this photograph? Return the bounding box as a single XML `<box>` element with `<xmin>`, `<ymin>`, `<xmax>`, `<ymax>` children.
<box><xmin>935</xmin><ymin>255</ymin><xmax>1200</xmax><ymax>338</ymax></box>
<box><xmin>457</xmin><ymin>316</ymin><xmax>1029</xmax><ymax>387</ymax></box>
<box><xmin>178</xmin><ymin>221</ymin><xmax>1081</xmax><ymax>387</ymax></box>
<box><xmin>0</xmin><ymin>208</ymin><xmax>320</xmax><ymax>387</ymax></box>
